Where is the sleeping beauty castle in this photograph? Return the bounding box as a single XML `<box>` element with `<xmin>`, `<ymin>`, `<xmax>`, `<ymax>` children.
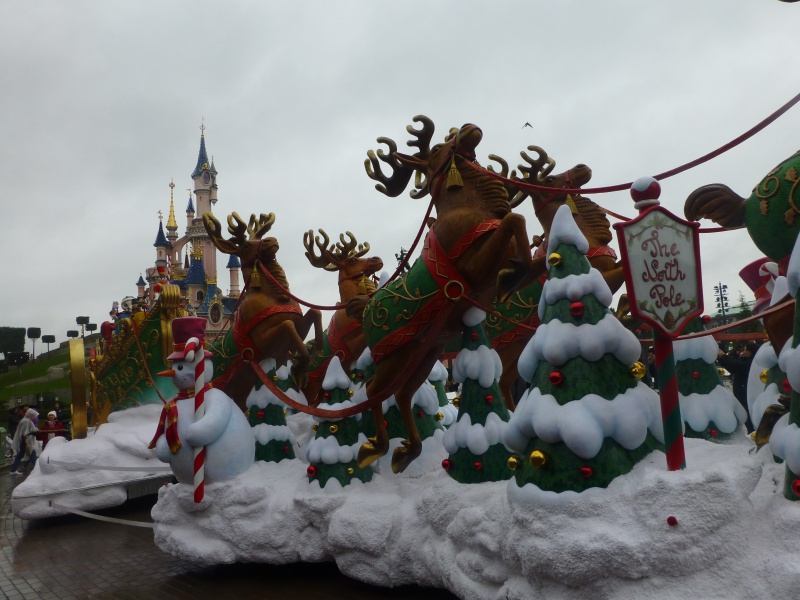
<box><xmin>116</xmin><ymin>126</ymin><xmax>241</xmax><ymax>336</ymax></box>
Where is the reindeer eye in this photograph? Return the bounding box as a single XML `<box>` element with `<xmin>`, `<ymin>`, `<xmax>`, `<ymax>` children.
<box><xmin>544</xmin><ymin>176</ymin><xmax>556</xmax><ymax>184</ymax></box>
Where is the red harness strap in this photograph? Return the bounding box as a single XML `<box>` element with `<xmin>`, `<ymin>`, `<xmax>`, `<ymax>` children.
<box><xmin>233</xmin><ymin>304</ymin><xmax>302</xmax><ymax>353</ymax></box>
<box><xmin>370</xmin><ymin>220</ymin><xmax>501</xmax><ymax>363</ymax></box>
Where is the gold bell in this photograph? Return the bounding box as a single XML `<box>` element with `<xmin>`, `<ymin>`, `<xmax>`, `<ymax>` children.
<box><xmin>250</xmin><ymin>260</ymin><xmax>262</xmax><ymax>289</ymax></box>
<box><xmin>529</xmin><ymin>450</ymin><xmax>547</xmax><ymax>469</ymax></box>
<box><xmin>435</xmin><ymin>412</ymin><xmax>444</xmax><ymax>421</ymax></box>
<box><xmin>630</xmin><ymin>362</ymin><xmax>646</xmax><ymax>379</ymax></box>
<box><xmin>548</xmin><ymin>252</ymin><xmax>562</xmax><ymax>267</ymax></box>
<box><xmin>760</xmin><ymin>369</ymin><xmax>769</xmax><ymax>384</ymax></box>
<box><xmin>312</xmin><ymin>424</ymin><xmax>318</xmax><ymax>432</ymax></box>
<box><xmin>446</xmin><ymin>154</ymin><xmax>463</xmax><ymax>190</ymax></box>
<box><xmin>508</xmin><ymin>455</ymin><xmax>522</xmax><ymax>471</ymax></box>
<box><xmin>565</xmin><ymin>194</ymin><xmax>579</xmax><ymax>214</ymax></box>
<box><xmin>329</xmin><ymin>424</ymin><xmax>339</xmax><ymax>434</ymax></box>
<box><xmin>346</xmin><ymin>467</ymin><xmax>355</xmax><ymax>475</ymax></box>
<box><xmin>452</xmin><ymin>397</ymin><xmax>460</xmax><ymax>408</ymax></box>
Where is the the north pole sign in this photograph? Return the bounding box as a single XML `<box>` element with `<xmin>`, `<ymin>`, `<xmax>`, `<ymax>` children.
<box><xmin>615</xmin><ymin>195</ymin><xmax>703</xmax><ymax>337</ymax></box>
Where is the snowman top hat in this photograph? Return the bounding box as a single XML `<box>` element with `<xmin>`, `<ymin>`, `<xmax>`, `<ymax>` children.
<box><xmin>167</xmin><ymin>316</ymin><xmax>213</xmax><ymax>361</ymax></box>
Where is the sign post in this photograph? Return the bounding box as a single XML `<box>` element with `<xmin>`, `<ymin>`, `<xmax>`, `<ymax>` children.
<box><xmin>613</xmin><ymin>177</ymin><xmax>704</xmax><ymax>471</ymax></box>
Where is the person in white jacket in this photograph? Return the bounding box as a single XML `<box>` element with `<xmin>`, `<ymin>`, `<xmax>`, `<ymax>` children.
<box><xmin>10</xmin><ymin>408</ymin><xmax>39</xmax><ymax>475</ymax></box>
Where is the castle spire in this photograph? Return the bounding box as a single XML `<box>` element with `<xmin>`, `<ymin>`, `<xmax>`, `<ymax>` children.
<box><xmin>192</xmin><ymin>118</ymin><xmax>211</xmax><ymax>177</ymax></box>
<box><xmin>166</xmin><ymin>179</ymin><xmax>178</xmax><ymax>233</ymax></box>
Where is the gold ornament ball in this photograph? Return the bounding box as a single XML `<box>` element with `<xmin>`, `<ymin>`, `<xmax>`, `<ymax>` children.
<box><xmin>272</xmin><ymin>374</ymin><xmax>278</xmax><ymax>381</ymax></box>
<box><xmin>329</xmin><ymin>424</ymin><xmax>339</xmax><ymax>434</ymax></box>
<box><xmin>630</xmin><ymin>361</ymin><xmax>646</xmax><ymax>379</ymax></box>
<box><xmin>284</xmin><ymin>409</ymin><xmax>288</xmax><ymax>415</ymax></box>
<box><xmin>346</xmin><ymin>467</ymin><xmax>354</xmax><ymax>475</ymax></box>
<box><xmin>453</xmin><ymin>397</ymin><xmax>460</xmax><ymax>408</ymax></box>
<box><xmin>507</xmin><ymin>455</ymin><xmax>522</xmax><ymax>471</ymax></box>
<box><xmin>547</xmin><ymin>252</ymin><xmax>562</xmax><ymax>266</ymax></box>
<box><xmin>529</xmin><ymin>450</ymin><xmax>547</xmax><ymax>469</ymax></box>
<box><xmin>760</xmin><ymin>369</ymin><xmax>770</xmax><ymax>384</ymax></box>
<box><xmin>348</xmin><ymin>390</ymin><xmax>354</xmax><ymax>398</ymax></box>
<box><xmin>718</xmin><ymin>368</ymin><xmax>726</xmax><ymax>376</ymax></box>
<box><xmin>312</xmin><ymin>424</ymin><xmax>318</xmax><ymax>432</ymax></box>
<box><xmin>245</xmin><ymin>411</ymin><xmax>250</xmax><ymax>418</ymax></box>
<box><xmin>435</xmin><ymin>412</ymin><xmax>444</xmax><ymax>421</ymax></box>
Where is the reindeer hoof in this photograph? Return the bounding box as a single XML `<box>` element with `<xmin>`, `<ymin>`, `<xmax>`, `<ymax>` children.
<box><xmin>391</xmin><ymin>439</ymin><xmax>421</xmax><ymax>474</ymax></box>
<box><xmin>497</xmin><ymin>264</ymin><xmax>528</xmax><ymax>303</ymax></box>
<box><xmin>357</xmin><ymin>438</ymin><xmax>387</xmax><ymax>468</ymax></box>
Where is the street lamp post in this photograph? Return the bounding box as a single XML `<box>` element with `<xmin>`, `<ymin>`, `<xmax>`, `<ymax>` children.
<box><xmin>714</xmin><ymin>282</ymin><xmax>729</xmax><ymax>324</ymax></box>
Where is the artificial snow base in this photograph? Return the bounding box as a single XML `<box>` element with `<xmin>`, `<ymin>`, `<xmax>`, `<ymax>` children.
<box><xmin>152</xmin><ymin>436</ymin><xmax>800</xmax><ymax>600</ymax></box>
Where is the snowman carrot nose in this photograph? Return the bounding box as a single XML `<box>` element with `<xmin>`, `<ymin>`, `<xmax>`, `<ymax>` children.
<box><xmin>157</xmin><ymin>369</ymin><xmax>176</xmax><ymax>377</ymax></box>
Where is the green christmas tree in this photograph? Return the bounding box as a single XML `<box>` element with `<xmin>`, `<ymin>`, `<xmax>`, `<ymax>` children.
<box><xmin>245</xmin><ymin>359</ymin><xmax>296</xmax><ymax>463</ymax></box>
<box><xmin>305</xmin><ymin>355</ymin><xmax>373</xmax><ymax>488</ymax></box>
<box><xmin>505</xmin><ymin>205</ymin><xmax>664</xmax><ymax>497</ymax></box>
<box><xmin>442</xmin><ymin>307</ymin><xmax>512</xmax><ymax>484</ymax></box>
<box><xmin>430</xmin><ymin>360</ymin><xmax>457</xmax><ymax>427</ymax></box>
<box><xmin>674</xmin><ymin>317</ymin><xmax>747</xmax><ymax>442</ymax></box>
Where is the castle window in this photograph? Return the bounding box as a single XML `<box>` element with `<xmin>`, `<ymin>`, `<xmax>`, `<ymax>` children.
<box><xmin>197</xmin><ymin>290</ymin><xmax>204</xmax><ymax>303</ymax></box>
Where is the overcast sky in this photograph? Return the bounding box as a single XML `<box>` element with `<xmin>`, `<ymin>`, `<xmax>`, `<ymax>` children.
<box><xmin>2</xmin><ymin>1</ymin><xmax>799</xmax><ymax>356</ymax></box>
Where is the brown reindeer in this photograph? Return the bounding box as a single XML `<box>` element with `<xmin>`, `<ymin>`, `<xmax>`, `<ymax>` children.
<box><xmin>302</xmin><ymin>229</ymin><xmax>383</xmax><ymax>405</ymax></box>
<box><xmin>203</xmin><ymin>211</ymin><xmax>324</xmax><ymax>411</ymax></box>
<box><xmin>354</xmin><ymin>115</ymin><xmax>535</xmax><ymax>473</ymax></box>
<box><xmin>484</xmin><ymin>146</ymin><xmax>627</xmax><ymax>409</ymax></box>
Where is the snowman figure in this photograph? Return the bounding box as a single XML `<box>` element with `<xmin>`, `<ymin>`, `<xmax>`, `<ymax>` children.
<box><xmin>148</xmin><ymin>317</ymin><xmax>254</xmax><ymax>486</ymax></box>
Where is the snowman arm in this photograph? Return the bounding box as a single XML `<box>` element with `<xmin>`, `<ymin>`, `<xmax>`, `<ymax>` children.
<box><xmin>184</xmin><ymin>392</ymin><xmax>233</xmax><ymax>447</ymax></box>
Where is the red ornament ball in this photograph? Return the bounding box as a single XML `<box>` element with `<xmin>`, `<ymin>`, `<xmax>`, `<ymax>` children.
<box><xmin>485</xmin><ymin>394</ymin><xmax>494</xmax><ymax>403</ymax></box>
<box><xmin>569</xmin><ymin>301</ymin><xmax>585</xmax><ymax>317</ymax></box>
<box><xmin>442</xmin><ymin>459</ymin><xmax>451</xmax><ymax>471</ymax></box>
<box><xmin>324</xmin><ymin>392</ymin><xmax>331</xmax><ymax>400</ymax></box>
<box><xmin>791</xmin><ymin>479</ymin><xmax>800</xmax><ymax>497</ymax></box>
<box><xmin>473</xmin><ymin>461</ymin><xmax>483</xmax><ymax>471</ymax></box>
<box><xmin>783</xmin><ymin>379</ymin><xmax>792</xmax><ymax>394</ymax></box>
<box><xmin>417</xmin><ymin>410</ymin><xmax>424</xmax><ymax>417</ymax></box>
<box><xmin>580</xmin><ymin>466</ymin><xmax>593</xmax><ymax>478</ymax></box>
<box><xmin>630</xmin><ymin>176</ymin><xmax>661</xmax><ymax>202</ymax></box>
<box><xmin>470</xmin><ymin>331</ymin><xmax>479</xmax><ymax>340</ymax></box>
<box><xmin>257</xmin><ymin>411</ymin><xmax>265</xmax><ymax>419</ymax></box>
<box><xmin>709</xmin><ymin>429</ymin><xmax>718</xmax><ymax>438</ymax></box>
<box><xmin>667</xmin><ymin>516</ymin><xmax>678</xmax><ymax>527</ymax></box>
<box><xmin>702</xmin><ymin>315</ymin><xmax>712</xmax><ymax>324</ymax></box>
<box><xmin>549</xmin><ymin>371</ymin><xmax>564</xmax><ymax>386</ymax></box>
<box><xmin>358</xmin><ymin>373</ymin><xmax>364</xmax><ymax>380</ymax></box>
<box><xmin>383</xmin><ymin>419</ymin><xmax>389</xmax><ymax>427</ymax></box>
<box><xmin>307</xmin><ymin>465</ymin><xmax>317</xmax><ymax>477</ymax></box>
<box><xmin>692</xmin><ymin>371</ymin><xmax>699</xmax><ymax>379</ymax></box>
<box><xmin>283</xmin><ymin>445</ymin><xmax>290</xmax><ymax>454</ymax></box>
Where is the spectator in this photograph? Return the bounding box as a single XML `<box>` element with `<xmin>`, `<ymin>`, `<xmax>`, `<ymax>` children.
<box><xmin>37</xmin><ymin>411</ymin><xmax>68</xmax><ymax>450</ymax></box>
<box><xmin>10</xmin><ymin>407</ymin><xmax>39</xmax><ymax>475</ymax></box>
<box><xmin>647</xmin><ymin>347</ymin><xmax>657</xmax><ymax>389</ymax></box>
<box><xmin>717</xmin><ymin>343</ymin><xmax>756</xmax><ymax>433</ymax></box>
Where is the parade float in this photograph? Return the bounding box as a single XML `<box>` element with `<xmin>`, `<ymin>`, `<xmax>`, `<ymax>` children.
<box><xmin>12</xmin><ymin>98</ymin><xmax>800</xmax><ymax>599</ymax></box>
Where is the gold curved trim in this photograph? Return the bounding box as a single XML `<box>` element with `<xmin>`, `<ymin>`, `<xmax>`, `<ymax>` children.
<box><xmin>69</xmin><ymin>338</ymin><xmax>88</xmax><ymax>439</ymax></box>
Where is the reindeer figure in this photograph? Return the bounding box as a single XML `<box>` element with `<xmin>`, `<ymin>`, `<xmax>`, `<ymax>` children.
<box><xmin>202</xmin><ymin>211</ymin><xmax>323</xmax><ymax>410</ymax></box>
<box><xmin>354</xmin><ymin>115</ymin><xmax>534</xmax><ymax>473</ymax></box>
<box><xmin>302</xmin><ymin>229</ymin><xmax>383</xmax><ymax>405</ymax></box>
<box><xmin>484</xmin><ymin>146</ymin><xmax>626</xmax><ymax>409</ymax></box>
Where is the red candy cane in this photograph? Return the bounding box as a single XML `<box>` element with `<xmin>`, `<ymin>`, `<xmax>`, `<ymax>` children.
<box><xmin>185</xmin><ymin>337</ymin><xmax>206</xmax><ymax>503</ymax></box>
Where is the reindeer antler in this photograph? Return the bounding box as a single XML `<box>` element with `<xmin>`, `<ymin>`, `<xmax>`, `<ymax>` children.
<box><xmin>509</xmin><ymin>146</ymin><xmax>557</xmax><ymax>208</ymax></box>
<box><xmin>365</xmin><ymin>115</ymin><xmax>436</xmax><ymax>198</ymax></box>
<box><xmin>336</xmin><ymin>232</ymin><xmax>370</xmax><ymax>259</ymax></box>
<box><xmin>304</xmin><ymin>229</ymin><xmax>371</xmax><ymax>272</ymax></box>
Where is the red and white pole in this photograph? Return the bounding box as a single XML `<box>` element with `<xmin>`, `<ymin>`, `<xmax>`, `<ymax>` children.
<box><xmin>186</xmin><ymin>337</ymin><xmax>206</xmax><ymax>502</ymax></box>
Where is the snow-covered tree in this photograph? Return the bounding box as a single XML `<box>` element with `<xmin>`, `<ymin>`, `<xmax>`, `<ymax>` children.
<box><xmin>674</xmin><ymin>317</ymin><xmax>747</xmax><ymax>442</ymax></box>
<box><xmin>442</xmin><ymin>307</ymin><xmax>511</xmax><ymax>484</ymax></box>
<box><xmin>246</xmin><ymin>359</ymin><xmax>297</xmax><ymax>463</ymax></box>
<box><xmin>305</xmin><ymin>356</ymin><xmax>372</xmax><ymax>489</ymax></box>
<box><xmin>505</xmin><ymin>205</ymin><xmax>664</xmax><ymax>497</ymax></box>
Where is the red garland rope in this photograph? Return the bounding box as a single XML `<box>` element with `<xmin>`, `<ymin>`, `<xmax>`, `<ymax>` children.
<box><xmin>469</xmin><ymin>90</ymin><xmax>800</xmax><ymax>197</ymax></box>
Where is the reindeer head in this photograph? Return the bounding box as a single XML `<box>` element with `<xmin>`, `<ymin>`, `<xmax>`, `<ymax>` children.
<box><xmin>203</xmin><ymin>212</ymin><xmax>279</xmax><ymax>269</ymax></box>
<box><xmin>508</xmin><ymin>146</ymin><xmax>592</xmax><ymax>210</ymax></box>
<box><xmin>365</xmin><ymin>116</ymin><xmax>486</xmax><ymax>200</ymax></box>
<box><xmin>304</xmin><ymin>229</ymin><xmax>383</xmax><ymax>284</ymax></box>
